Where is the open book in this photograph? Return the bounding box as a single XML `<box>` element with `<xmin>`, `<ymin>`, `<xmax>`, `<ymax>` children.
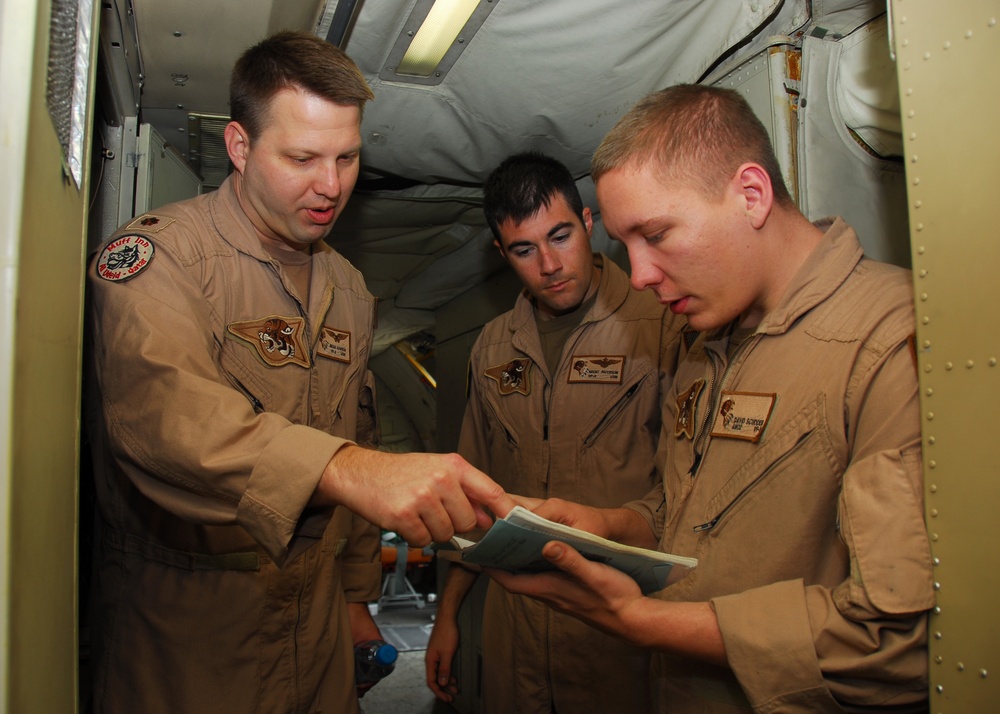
<box><xmin>436</xmin><ymin>506</ymin><xmax>697</xmax><ymax>595</ymax></box>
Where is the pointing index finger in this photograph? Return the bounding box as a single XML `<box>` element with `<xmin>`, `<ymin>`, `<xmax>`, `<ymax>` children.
<box><xmin>461</xmin><ymin>468</ymin><xmax>515</xmax><ymax>524</ymax></box>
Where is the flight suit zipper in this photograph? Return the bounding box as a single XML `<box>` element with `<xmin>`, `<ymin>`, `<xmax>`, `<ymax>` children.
<box><xmin>583</xmin><ymin>378</ymin><xmax>644</xmax><ymax>446</ymax></box>
<box><xmin>692</xmin><ymin>427</ymin><xmax>814</xmax><ymax>532</ymax></box>
<box><xmin>482</xmin><ymin>392</ymin><xmax>520</xmax><ymax>449</ymax></box>
<box><xmin>226</xmin><ymin>372</ymin><xmax>264</xmax><ymax>413</ymax></box>
<box><xmin>691</xmin><ymin>333</ymin><xmax>761</xmax><ymax>480</ymax></box>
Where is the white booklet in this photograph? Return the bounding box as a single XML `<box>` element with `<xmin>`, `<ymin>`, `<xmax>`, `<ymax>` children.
<box><xmin>437</xmin><ymin>506</ymin><xmax>697</xmax><ymax>595</ymax></box>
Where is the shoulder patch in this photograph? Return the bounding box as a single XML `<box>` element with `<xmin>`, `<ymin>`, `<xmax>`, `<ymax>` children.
<box><xmin>674</xmin><ymin>378</ymin><xmax>705</xmax><ymax>440</ymax></box>
<box><xmin>484</xmin><ymin>357</ymin><xmax>532</xmax><ymax>396</ymax></box>
<box><xmin>228</xmin><ymin>316</ymin><xmax>310</xmax><ymax>368</ymax></box>
<box><xmin>125</xmin><ymin>214</ymin><xmax>175</xmax><ymax>233</ymax></box>
<box><xmin>96</xmin><ymin>234</ymin><xmax>155</xmax><ymax>282</ymax></box>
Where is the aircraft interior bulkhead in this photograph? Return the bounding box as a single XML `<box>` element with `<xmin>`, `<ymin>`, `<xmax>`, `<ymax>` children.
<box><xmin>0</xmin><ymin>0</ymin><xmax>997</xmax><ymax>711</ymax></box>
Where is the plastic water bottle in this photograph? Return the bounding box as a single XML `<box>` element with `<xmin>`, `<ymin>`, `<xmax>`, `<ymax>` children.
<box><xmin>355</xmin><ymin>639</ymin><xmax>398</xmax><ymax>684</ymax></box>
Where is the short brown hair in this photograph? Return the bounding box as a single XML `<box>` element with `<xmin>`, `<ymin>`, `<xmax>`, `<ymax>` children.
<box><xmin>230</xmin><ymin>30</ymin><xmax>374</xmax><ymax>139</ymax></box>
<box><xmin>592</xmin><ymin>84</ymin><xmax>793</xmax><ymax>207</ymax></box>
<box><xmin>483</xmin><ymin>152</ymin><xmax>585</xmax><ymax>243</ymax></box>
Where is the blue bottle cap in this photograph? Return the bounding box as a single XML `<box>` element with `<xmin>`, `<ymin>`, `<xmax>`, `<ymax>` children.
<box><xmin>374</xmin><ymin>643</ymin><xmax>398</xmax><ymax>666</ymax></box>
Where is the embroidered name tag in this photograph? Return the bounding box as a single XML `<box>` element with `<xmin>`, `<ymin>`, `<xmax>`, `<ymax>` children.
<box><xmin>674</xmin><ymin>378</ymin><xmax>705</xmax><ymax>440</ymax></box>
<box><xmin>125</xmin><ymin>214</ymin><xmax>175</xmax><ymax>233</ymax></box>
<box><xmin>318</xmin><ymin>327</ymin><xmax>352</xmax><ymax>363</ymax></box>
<box><xmin>96</xmin><ymin>234</ymin><xmax>155</xmax><ymax>282</ymax></box>
<box><xmin>567</xmin><ymin>355</ymin><xmax>625</xmax><ymax>384</ymax></box>
<box><xmin>228</xmin><ymin>316</ymin><xmax>310</xmax><ymax>368</ymax></box>
<box><xmin>484</xmin><ymin>358</ymin><xmax>532</xmax><ymax>396</ymax></box>
<box><xmin>710</xmin><ymin>391</ymin><xmax>776</xmax><ymax>443</ymax></box>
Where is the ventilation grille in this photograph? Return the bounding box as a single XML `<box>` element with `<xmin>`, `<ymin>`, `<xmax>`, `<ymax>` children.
<box><xmin>46</xmin><ymin>0</ymin><xmax>93</xmax><ymax>187</ymax></box>
<box><xmin>188</xmin><ymin>113</ymin><xmax>232</xmax><ymax>190</ymax></box>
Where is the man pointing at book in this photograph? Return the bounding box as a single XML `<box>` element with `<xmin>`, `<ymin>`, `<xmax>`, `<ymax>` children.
<box><xmin>488</xmin><ymin>85</ymin><xmax>935</xmax><ymax>713</ymax></box>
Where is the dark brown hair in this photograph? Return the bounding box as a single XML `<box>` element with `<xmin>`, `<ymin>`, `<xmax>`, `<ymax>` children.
<box><xmin>592</xmin><ymin>84</ymin><xmax>794</xmax><ymax>207</ymax></box>
<box><xmin>230</xmin><ymin>30</ymin><xmax>374</xmax><ymax>139</ymax></box>
<box><xmin>483</xmin><ymin>151</ymin><xmax>585</xmax><ymax>243</ymax></box>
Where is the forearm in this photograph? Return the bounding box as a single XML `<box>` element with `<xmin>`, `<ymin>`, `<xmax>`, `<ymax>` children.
<box><xmin>603</xmin><ymin>507</ymin><xmax>659</xmax><ymax>549</ymax></box>
<box><xmin>436</xmin><ymin>563</ymin><xmax>480</xmax><ymax>621</ymax></box>
<box><xmin>312</xmin><ymin>443</ymin><xmax>371</xmax><ymax>507</ymax></box>
<box><xmin>347</xmin><ymin>601</ymin><xmax>382</xmax><ymax>646</ymax></box>
<box><xmin>624</xmin><ymin>597</ymin><xmax>727</xmax><ymax>667</ymax></box>
<box><xmin>426</xmin><ymin>561</ymin><xmax>475</xmax><ymax>702</ymax></box>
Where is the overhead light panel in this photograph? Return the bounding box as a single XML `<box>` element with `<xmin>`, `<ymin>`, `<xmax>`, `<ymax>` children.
<box><xmin>380</xmin><ymin>0</ymin><xmax>498</xmax><ymax>85</ymax></box>
<box><xmin>397</xmin><ymin>0</ymin><xmax>478</xmax><ymax>77</ymax></box>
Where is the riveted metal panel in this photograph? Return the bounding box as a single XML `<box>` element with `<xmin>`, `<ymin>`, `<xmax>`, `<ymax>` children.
<box><xmin>892</xmin><ymin>0</ymin><xmax>1000</xmax><ymax>709</ymax></box>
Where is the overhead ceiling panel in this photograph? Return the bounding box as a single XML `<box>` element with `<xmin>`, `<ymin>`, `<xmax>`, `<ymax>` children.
<box><xmin>131</xmin><ymin>0</ymin><xmax>325</xmax><ymax>159</ymax></box>
<box><xmin>117</xmin><ymin>0</ymin><xmax>887</xmax><ymax>355</ymax></box>
<box><xmin>345</xmin><ymin>0</ymin><xmax>786</xmax><ymax>184</ymax></box>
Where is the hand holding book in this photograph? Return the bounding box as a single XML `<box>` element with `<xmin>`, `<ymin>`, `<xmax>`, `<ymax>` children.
<box><xmin>436</xmin><ymin>505</ymin><xmax>697</xmax><ymax>595</ymax></box>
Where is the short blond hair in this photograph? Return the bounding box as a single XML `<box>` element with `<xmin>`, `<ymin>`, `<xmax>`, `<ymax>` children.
<box><xmin>592</xmin><ymin>84</ymin><xmax>793</xmax><ymax>207</ymax></box>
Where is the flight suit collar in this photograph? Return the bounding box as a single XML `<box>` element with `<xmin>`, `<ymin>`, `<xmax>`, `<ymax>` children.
<box><xmin>207</xmin><ymin>175</ymin><xmax>339</xmax><ymax>268</ymax></box>
<box><xmin>680</xmin><ymin>217</ymin><xmax>865</xmax><ymax>351</ymax></box>
<box><xmin>507</xmin><ymin>252</ymin><xmax>627</xmax><ymax>335</ymax></box>
<box><xmin>756</xmin><ymin>217</ymin><xmax>864</xmax><ymax>337</ymax></box>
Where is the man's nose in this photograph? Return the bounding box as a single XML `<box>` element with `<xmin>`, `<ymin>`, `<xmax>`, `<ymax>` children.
<box><xmin>313</xmin><ymin>162</ymin><xmax>341</xmax><ymax>200</ymax></box>
<box><xmin>538</xmin><ymin>246</ymin><xmax>561</xmax><ymax>275</ymax></box>
<box><xmin>628</xmin><ymin>246</ymin><xmax>659</xmax><ymax>291</ymax></box>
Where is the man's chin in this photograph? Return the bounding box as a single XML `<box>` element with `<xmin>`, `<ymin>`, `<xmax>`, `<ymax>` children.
<box><xmin>291</xmin><ymin>227</ymin><xmax>335</xmax><ymax>246</ymax></box>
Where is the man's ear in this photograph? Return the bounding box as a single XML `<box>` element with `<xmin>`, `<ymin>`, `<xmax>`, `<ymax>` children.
<box><xmin>582</xmin><ymin>206</ymin><xmax>594</xmax><ymax>237</ymax></box>
<box><xmin>493</xmin><ymin>238</ymin><xmax>509</xmax><ymax>262</ymax></box>
<box><xmin>735</xmin><ymin>163</ymin><xmax>773</xmax><ymax>230</ymax></box>
<box><xmin>224</xmin><ymin>121</ymin><xmax>251</xmax><ymax>174</ymax></box>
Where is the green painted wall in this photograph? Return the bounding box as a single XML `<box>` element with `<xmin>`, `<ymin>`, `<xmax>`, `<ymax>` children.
<box><xmin>3</xmin><ymin>0</ymin><xmax>98</xmax><ymax>711</ymax></box>
<box><xmin>894</xmin><ymin>0</ymin><xmax>1000</xmax><ymax>709</ymax></box>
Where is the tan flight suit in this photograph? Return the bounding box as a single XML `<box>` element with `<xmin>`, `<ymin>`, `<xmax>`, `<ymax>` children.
<box><xmin>628</xmin><ymin>219</ymin><xmax>934</xmax><ymax>713</ymax></box>
<box><xmin>461</xmin><ymin>255</ymin><xmax>684</xmax><ymax>713</ymax></box>
<box><xmin>85</xmin><ymin>175</ymin><xmax>380</xmax><ymax>713</ymax></box>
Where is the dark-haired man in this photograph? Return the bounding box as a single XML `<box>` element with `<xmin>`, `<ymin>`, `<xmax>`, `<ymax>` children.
<box><xmin>86</xmin><ymin>31</ymin><xmax>512</xmax><ymax>713</ymax></box>
<box><xmin>425</xmin><ymin>151</ymin><xmax>683</xmax><ymax>713</ymax></box>
<box><xmin>489</xmin><ymin>85</ymin><xmax>934</xmax><ymax>712</ymax></box>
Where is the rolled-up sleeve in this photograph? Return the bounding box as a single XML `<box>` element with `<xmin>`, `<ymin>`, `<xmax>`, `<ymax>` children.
<box><xmin>90</xmin><ymin>243</ymin><xmax>350</xmax><ymax>563</ymax></box>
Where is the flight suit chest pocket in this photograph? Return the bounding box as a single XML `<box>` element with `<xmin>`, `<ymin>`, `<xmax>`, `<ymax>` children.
<box><xmin>481</xmin><ymin>387</ymin><xmax>523</xmax><ymax>451</ymax></box>
<box><xmin>695</xmin><ymin>395</ymin><xmax>839</xmax><ymax>534</ymax></box>
<box><xmin>217</xmin><ymin>333</ymin><xmax>276</xmax><ymax>412</ymax></box>
<box><xmin>581</xmin><ymin>372</ymin><xmax>652</xmax><ymax>447</ymax></box>
<box><xmin>322</xmin><ymin>356</ymin><xmax>358</xmax><ymax>418</ymax></box>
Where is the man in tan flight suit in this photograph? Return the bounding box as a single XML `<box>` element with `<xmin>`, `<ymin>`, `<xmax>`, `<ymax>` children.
<box><xmin>85</xmin><ymin>31</ymin><xmax>512</xmax><ymax>714</ymax></box>
<box><xmin>490</xmin><ymin>85</ymin><xmax>934</xmax><ymax>713</ymax></box>
<box><xmin>425</xmin><ymin>151</ymin><xmax>684</xmax><ymax>713</ymax></box>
